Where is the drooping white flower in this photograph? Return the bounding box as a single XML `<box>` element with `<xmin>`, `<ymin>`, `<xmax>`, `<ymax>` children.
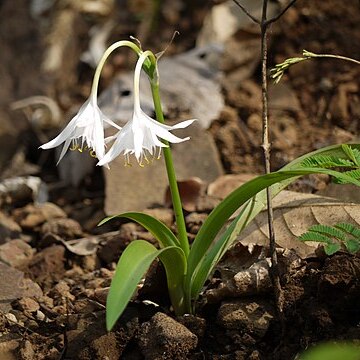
<box><xmin>40</xmin><ymin>95</ymin><xmax>120</xmax><ymax>164</ymax></box>
<box><xmin>97</xmin><ymin>52</ymin><xmax>195</xmax><ymax>167</ymax></box>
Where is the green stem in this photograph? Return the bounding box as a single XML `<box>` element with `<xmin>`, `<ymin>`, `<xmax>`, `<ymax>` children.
<box><xmin>90</xmin><ymin>40</ymin><xmax>143</xmax><ymax>102</ymax></box>
<box><xmin>150</xmin><ymin>82</ymin><xmax>190</xmax><ymax>258</ymax></box>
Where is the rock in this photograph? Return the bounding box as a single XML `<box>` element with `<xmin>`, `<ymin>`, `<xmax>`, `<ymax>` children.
<box><xmin>66</xmin><ymin>309</ymin><xmax>138</xmax><ymax>359</ymax></box>
<box><xmin>0</xmin><ymin>239</ymin><xmax>33</xmax><ymax>267</ymax></box>
<box><xmin>18</xmin><ymin>340</ymin><xmax>35</xmax><ymax>360</ymax></box>
<box><xmin>0</xmin><ymin>176</ymin><xmax>48</xmax><ymax>207</ymax></box>
<box><xmin>217</xmin><ymin>300</ymin><xmax>274</xmax><ymax>338</ymax></box>
<box><xmin>143</xmin><ymin>208</ymin><xmax>174</xmax><ymax>228</ymax></box>
<box><xmin>26</xmin><ymin>245</ymin><xmax>66</xmax><ymax>286</ymax></box>
<box><xmin>165</xmin><ymin>178</ymin><xmax>205</xmax><ymax>212</ymax></box>
<box><xmin>137</xmin><ymin>312</ymin><xmax>198</xmax><ymax>360</ymax></box>
<box><xmin>0</xmin><ymin>339</ymin><xmax>20</xmax><ymax>360</ymax></box>
<box><xmin>177</xmin><ymin>314</ymin><xmax>206</xmax><ymax>339</ymax></box>
<box><xmin>0</xmin><ymin>262</ymin><xmax>42</xmax><ymax>312</ymax></box>
<box><xmin>0</xmin><ymin>212</ymin><xmax>22</xmax><ymax>244</ymax></box>
<box><xmin>40</xmin><ymin>218</ymin><xmax>83</xmax><ymax>239</ymax></box>
<box><xmin>104</xmin><ymin>122</ymin><xmax>223</xmax><ymax>214</ymax></box>
<box><xmin>185</xmin><ymin>212</ymin><xmax>208</xmax><ymax>235</ymax></box>
<box><xmin>208</xmin><ymin>174</ymin><xmax>256</xmax><ymax>199</ymax></box>
<box><xmin>17</xmin><ymin>297</ymin><xmax>40</xmax><ymax>313</ymax></box>
<box><xmin>13</xmin><ymin>202</ymin><xmax>67</xmax><ymax>230</ymax></box>
<box><xmin>97</xmin><ymin>224</ymin><xmax>141</xmax><ymax>264</ymax></box>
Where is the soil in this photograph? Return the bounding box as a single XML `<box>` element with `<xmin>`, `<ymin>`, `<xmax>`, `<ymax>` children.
<box><xmin>0</xmin><ymin>0</ymin><xmax>360</xmax><ymax>359</ymax></box>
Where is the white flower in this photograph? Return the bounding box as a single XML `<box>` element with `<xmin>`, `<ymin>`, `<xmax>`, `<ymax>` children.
<box><xmin>40</xmin><ymin>96</ymin><xmax>120</xmax><ymax>164</ymax></box>
<box><xmin>97</xmin><ymin>52</ymin><xmax>195</xmax><ymax>167</ymax></box>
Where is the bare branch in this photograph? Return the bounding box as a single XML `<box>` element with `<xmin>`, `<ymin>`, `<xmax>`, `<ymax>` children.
<box><xmin>232</xmin><ymin>0</ymin><xmax>260</xmax><ymax>24</ymax></box>
<box><xmin>266</xmin><ymin>0</ymin><xmax>298</xmax><ymax>25</ymax></box>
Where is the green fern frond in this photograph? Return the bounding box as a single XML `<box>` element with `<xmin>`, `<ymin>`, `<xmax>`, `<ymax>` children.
<box><xmin>335</xmin><ymin>222</ymin><xmax>360</xmax><ymax>237</ymax></box>
<box><xmin>341</xmin><ymin>144</ymin><xmax>360</xmax><ymax>166</ymax></box>
<box><xmin>333</xmin><ymin>169</ymin><xmax>360</xmax><ymax>184</ymax></box>
<box><xmin>299</xmin><ymin>222</ymin><xmax>360</xmax><ymax>255</ymax></box>
<box><xmin>308</xmin><ymin>224</ymin><xmax>347</xmax><ymax>241</ymax></box>
<box><xmin>300</xmin><ymin>155</ymin><xmax>354</xmax><ymax>169</ymax></box>
<box><xmin>299</xmin><ymin>231</ymin><xmax>333</xmax><ymax>244</ymax></box>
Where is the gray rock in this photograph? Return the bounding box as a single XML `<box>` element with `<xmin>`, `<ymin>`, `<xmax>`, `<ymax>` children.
<box><xmin>0</xmin><ymin>239</ymin><xmax>34</xmax><ymax>267</ymax></box>
<box><xmin>0</xmin><ymin>212</ymin><xmax>22</xmax><ymax>244</ymax></box>
<box><xmin>13</xmin><ymin>202</ymin><xmax>67</xmax><ymax>230</ymax></box>
<box><xmin>0</xmin><ymin>339</ymin><xmax>20</xmax><ymax>360</ymax></box>
<box><xmin>138</xmin><ymin>312</ymin><xmax>198</xmax><ymax>360</ymax></box>
<box><xmin>40</xmin><ymin>218</ymin><xmax>83</xmax><ymax>239</ymax></box>
<box><xmin>104</xmin><ymin>122</ymin><xmax>223</xmax><ymax>214</ymax></box>
<box><xmin>217</xmin><ymin>300</ymin><xmax>274</xmax><ymax>338</ymax></box>
<box><xmin>0</xmin><ymin>262</ymin><xmax>42</xmax><ymax>312</ymax></box>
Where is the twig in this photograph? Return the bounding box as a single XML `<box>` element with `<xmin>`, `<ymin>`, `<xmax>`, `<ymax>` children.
<box><xmin>271</xmin><ymin>50</ymin><xmax>360</xmax><ymax>84</ymax></box>
<box><xmin>266</xmin><ymin>0</ymin><xmax>298</xmax><ymax>25</ymax></box>
<box><xmin>233</xmin><ymin>0</ymin><xmax>298</xmax><ymax>334</ymax></box>
<box><xmin>232</xmin><ymin>0</ymin><xmax>260</xmax><ymax>24</ymax></box>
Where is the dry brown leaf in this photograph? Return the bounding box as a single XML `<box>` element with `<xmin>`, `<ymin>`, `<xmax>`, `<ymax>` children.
<box><xmin>238</xmin><ymin>191</ymin><xmax>360</xmax><ymax>258</ymax></box>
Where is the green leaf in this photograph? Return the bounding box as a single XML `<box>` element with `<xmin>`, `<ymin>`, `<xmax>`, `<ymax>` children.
<box><xmin>341</xmin><ymin>144</ymin><xmax>360</xmax><ymax>166</ymax></box>
<box><xmin>344</xmin><ymin>238</ymin><xmax>360</xmax><ymax>254</ymax></box>
<box><xmin>300</xmin><ymin>155</ymin><xmax>354</xmax><ymax>168</ymax></box>
<box><xmin>186</xmin><ymin>143</ymin><xmax>360</xmax><ymax>303</ymax></box>
<box><xmin>99</xmin><ymin>212</ymin><xmax>179</xmax><ymax>248</ymax></box>
<box><xmin>335</xmin><ymin>222</ymin><xmax>360</xmax><ymax>238</ymax></box>
<box><xmin>106</xmin><ymin>240</ymin><xmax>186</xmax><ymax>331</ymax></box>
<box><xmin>299</xmin><ymin>231</ymin><xmax>333</xmax><ymax>244</ymax></box>
<box><xmin>307</xmin><ymin>224</ymin><xmax>347</xmax><ymax>242</ymax></box>
<box><xmin>299</xmin><ymin>342</ymin><xmax>360</xmax><ymax>360</ymax></box>
<box><xmin>186</xmin><ymin>166</ymin><xmax>360</xmax><ymax>301</ymax></box>
<box><xmin>324</xmin><ymin>243</ymin><xmax>342</xmax><ymax>255</ymax></box>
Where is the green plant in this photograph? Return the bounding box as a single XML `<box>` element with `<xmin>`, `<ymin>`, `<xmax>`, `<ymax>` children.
<box><xmin>299</xmin><ymin>223</ymin><xmax>360</xmax><ymax>255</ymax></box>
<box><xmin>41</xmin><ymin>39</ymin><xmax>360</xmax><ymax>331</ymax></box>
<box><xmin>298</xmin><ymin>342</ymin><xmax>360</xmax><ymax>360</ymax></box>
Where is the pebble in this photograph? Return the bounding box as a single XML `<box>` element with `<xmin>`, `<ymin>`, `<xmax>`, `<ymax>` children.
<box><xmin>138</xmin><ymin>312</ymin><xmax>198</xmax><ymax>359</ymax></box>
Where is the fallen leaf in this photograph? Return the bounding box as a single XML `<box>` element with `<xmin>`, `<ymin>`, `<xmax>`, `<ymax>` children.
<box><xmin>60</xmin><ymin>237</ymin><xmax>101</xmax><ymax>256</ymax></box>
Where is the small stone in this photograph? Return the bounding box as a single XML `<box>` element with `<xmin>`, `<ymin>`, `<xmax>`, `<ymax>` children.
<box><xmin>36</xmin><ymin>310</ymin><xmax>46</xmax><ymax>321</ymax></box>
<box><xmin>5</xmin><ymin>313</ymin><xmax>18</xmax><ymax>323</ymax></box>
<box><xmin>41</xmin><ymin>218</ymin><xmax>83</xmax><ymax>239</ymax></box>
<box><xmin>0</xmin><ymin>339</ymin><xmax>20</xmax><ymax>360</ymax></box>
<box><xmin>138</xmin><ymin>312</ymin><xmax>198</xmax><ymax>360</ymax></box>
<box><xmin>13</xmin><ymin>202</ymin><xmax>67</xmax><ymax>230</ymax></box>
<box><xmin>0</xmin><ymin>239</ymin><xmax>33</xmax><ymax>267</ymax></box>
<box><xmin>50</xmin><ymin>280</ymin><xmax>75</xmax><ymax>302</ymax></box>
<box><xmin>177</xmin><ymin>314</ymin><xmax>206</xmax><ymax>339</ymax></box>
<box><xmin>26</xmin><ymin>245</ymin><xmax>66</xmax><ymax>286</ymax></box>
<box><xmin>0</xmin><ymin>262</ymin><xmax>42</xmax><ymax>312</ymax></box>
<box><xmin>0</xmin><ymin>212</ymin><xmax>21</xmax><ymax>244</ymax></box>
<box><xmin>17</xmin><ymin>297</ymin><xmax>40</xmax><ymax>313</ymax></box>
<box><xmin>217</xmin><ymin>300</ymin><xmax>274</xmax><ymax>338</ymax></box>
<box><xmin>143</xmin><ymin>208</ymin><xmax>174</xmax><ymax>228</ymax></box>
<box><xmin>97</xmin><ymin>224</ymin><xmax>138</xmax><ymax>264</ymax></box>
<box><xmin>19</xmin><ymin>340</ymin><xmax>35</xmax><ymax>360</ymax></box>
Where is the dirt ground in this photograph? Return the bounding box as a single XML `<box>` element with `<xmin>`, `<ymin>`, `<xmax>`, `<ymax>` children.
<box><xmin>0</xmin><ymin>0</ymin><xmax>359</xmax><ymax>359</ymax></box>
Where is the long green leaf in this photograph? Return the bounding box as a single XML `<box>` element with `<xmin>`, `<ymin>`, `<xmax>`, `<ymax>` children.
<box><xmin>106</xmin><ymin>240</ymin><xmax>185</xmax><ymax>331</ymax></box>
<box><xmin>187</xmin><ymin>166</ymin><xmax>360</xmax><ymax>301</ymax></box>
<box><xmin>99</xmin><ymin>212</ymin><xmax>179</xmax><ymax>248</ymax></box>
<box><xmin>186</xmin><ymin>144</ymin><xmax>360</xmax><ymax>301</ymax></box>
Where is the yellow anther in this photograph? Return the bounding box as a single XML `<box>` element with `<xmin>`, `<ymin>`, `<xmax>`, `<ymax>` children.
<box><xmin>70</xmin><ymin>143</ymin><xmax>79</xmax><ymax>151</ymax></box>
<box><xmin>89</xmin><ymin>150</ymin><xmax>97</xmax><ymax>158</ymax></box>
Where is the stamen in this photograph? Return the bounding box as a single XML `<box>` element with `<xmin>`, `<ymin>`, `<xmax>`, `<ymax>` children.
<box><xmin>124</xmin><ymin>153</ymin><xmax>132</xmax><ymax>167</ymax></box>
<box><xmin>144</xmin><ymin>153</ymin><xmax>150</xmax><ymax>164</ymax></box>
<box><xmin>69</xmin><ymin>140</ymin><xmax>79</xmax><ymax>151</ymax></box>
<box><xmin>156</xmin><ymin>147</ymin><xmax>162</xmax><ymax>160</ymax></box>
<box><xmin>89</xmin><ymin>150</ymin><xmax>97</xmax><ymax>158</ymax></box>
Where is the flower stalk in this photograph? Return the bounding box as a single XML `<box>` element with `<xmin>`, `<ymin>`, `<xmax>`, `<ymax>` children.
<box><xmin>150</xmin><ymin>77</ymin><xmax>190</xmax><ymax>258</ymax></box>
